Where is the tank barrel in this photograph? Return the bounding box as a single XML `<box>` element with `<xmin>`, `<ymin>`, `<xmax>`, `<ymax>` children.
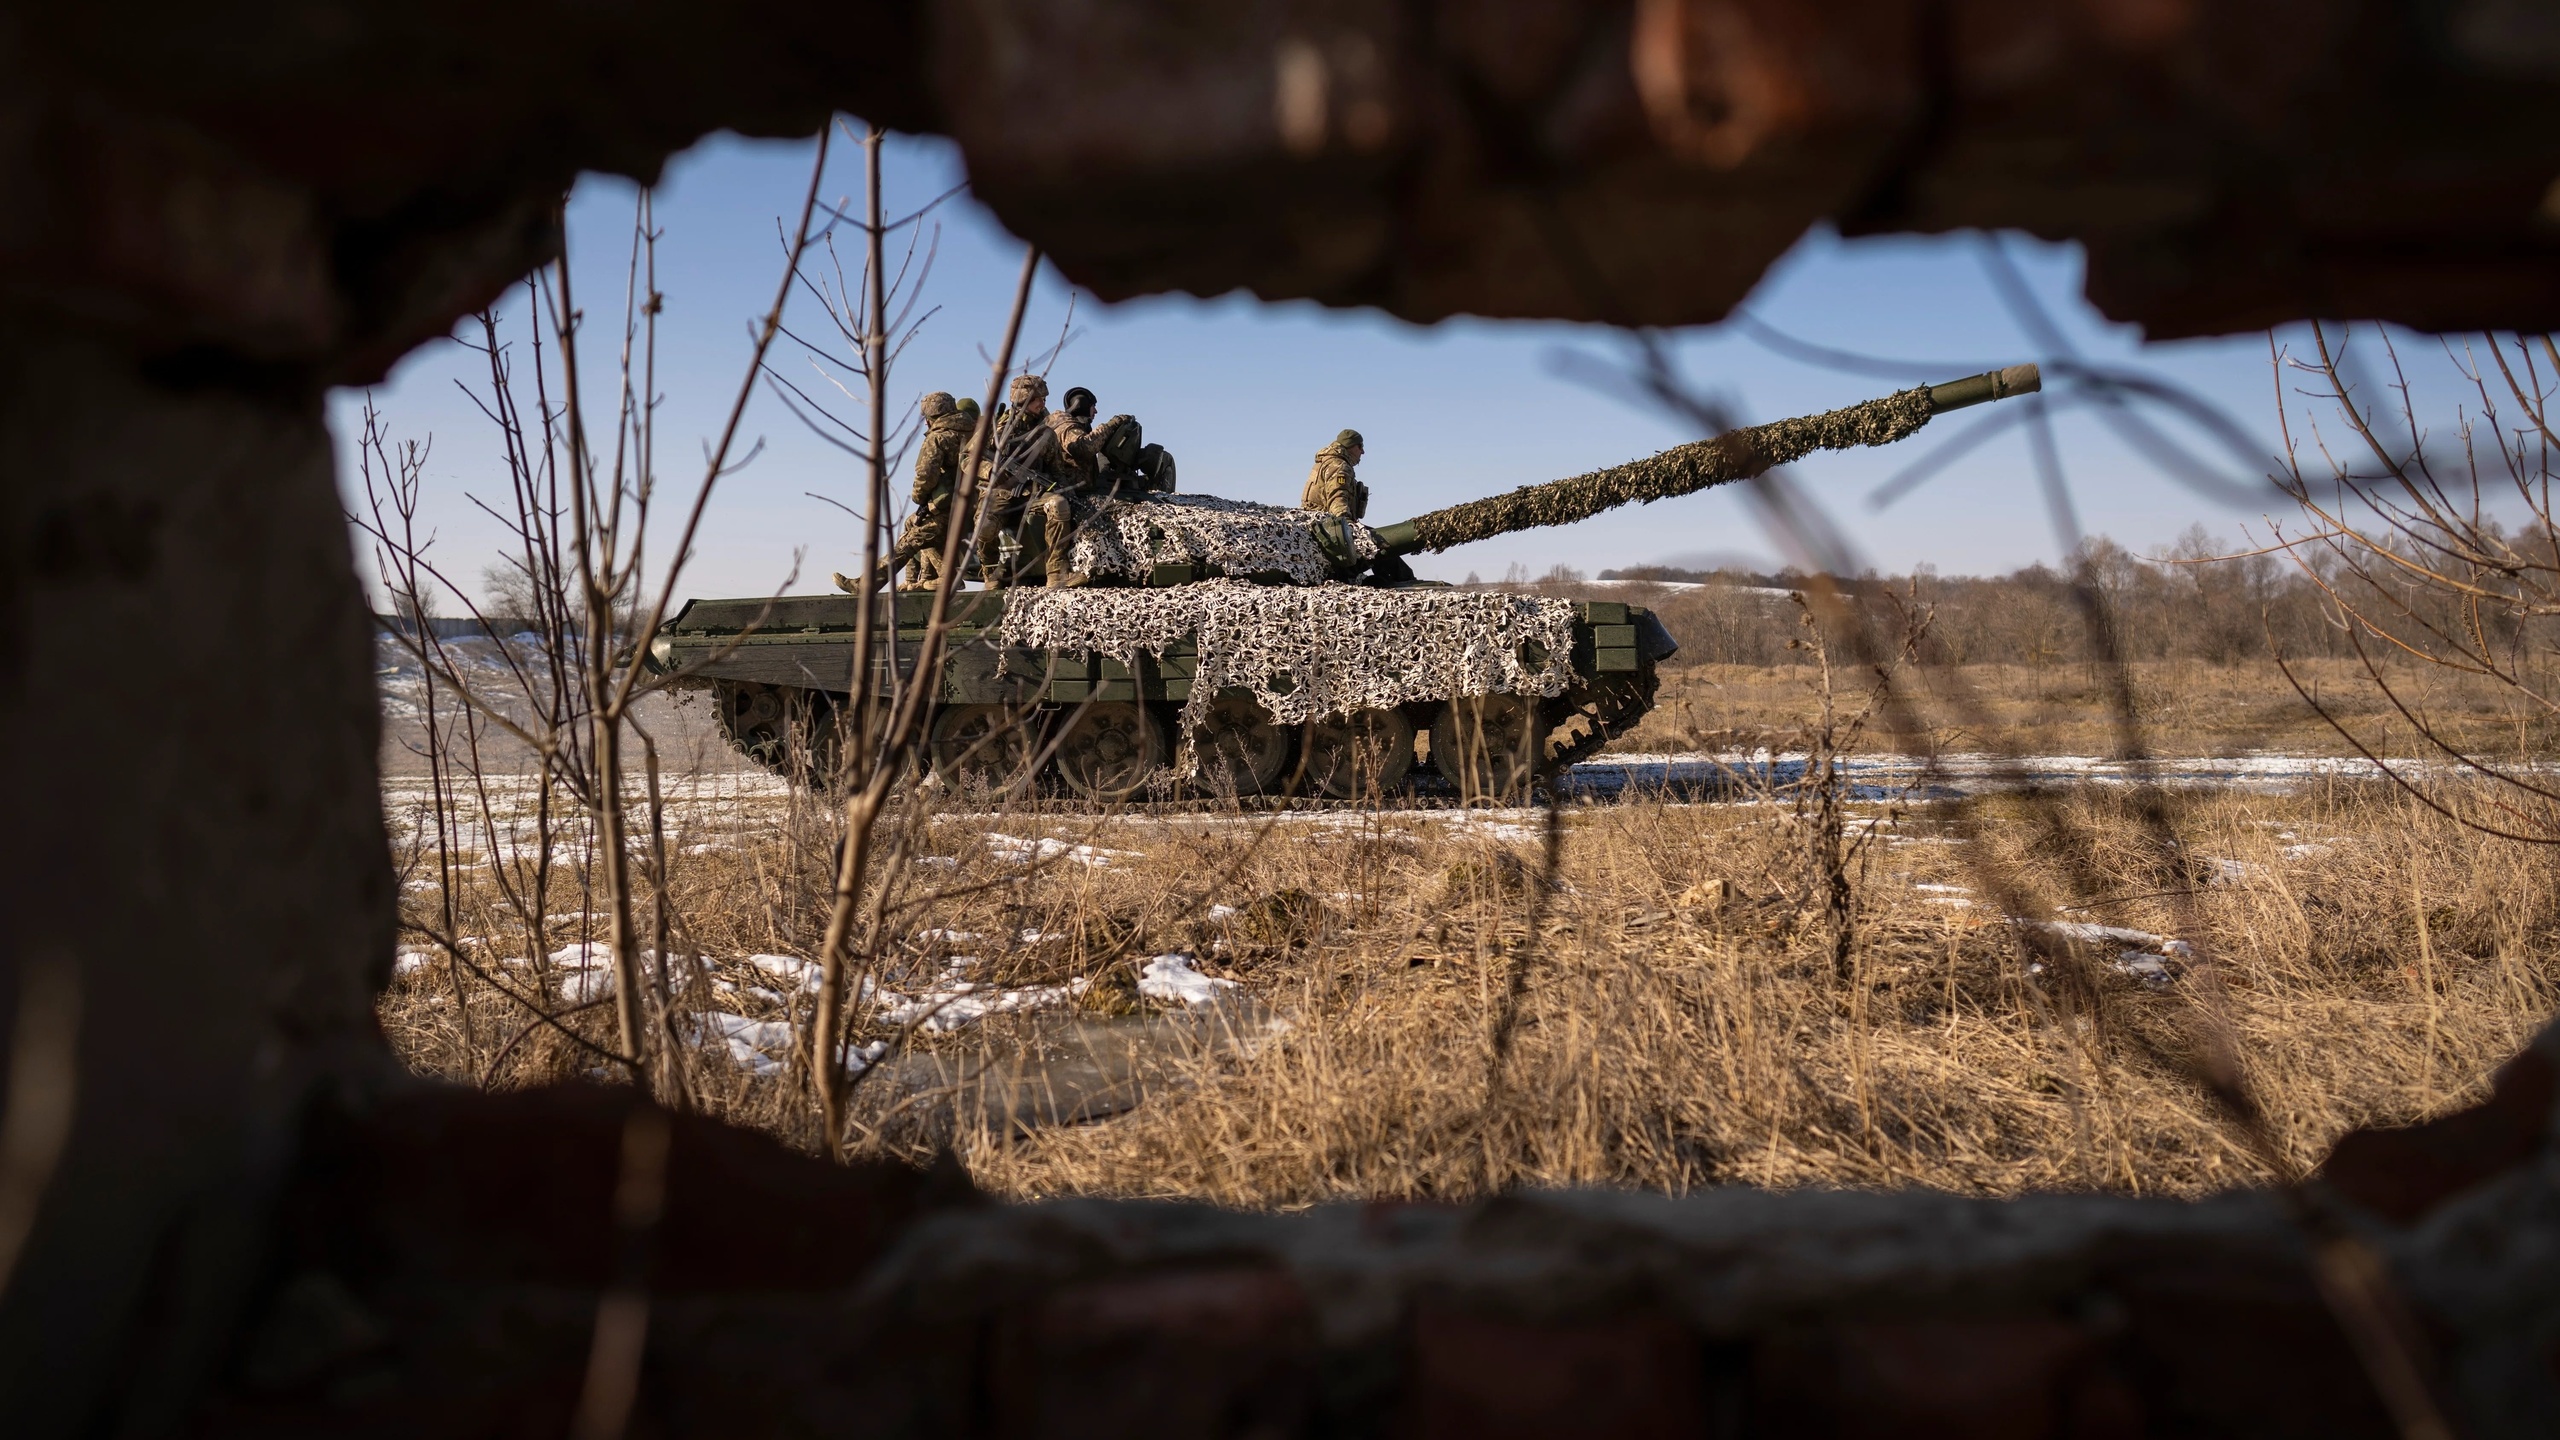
<box><xmin>1925</xmin><ymin>363</ymin><xmax>2041</xmax><ymax>414</ymax></box>
<box><xmin>1377</xmin><ymin>364</ymin><xmax>2039</xmax><ymax>557</ymax></box>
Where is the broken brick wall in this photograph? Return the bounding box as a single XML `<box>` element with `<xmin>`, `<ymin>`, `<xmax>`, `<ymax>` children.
<box><xmin>4</xmin><ymin>2</ymin><xmax>2560</xmax><ymax>1433</ymax></box>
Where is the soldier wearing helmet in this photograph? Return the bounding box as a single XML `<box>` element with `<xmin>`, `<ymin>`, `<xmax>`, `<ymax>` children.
<box><xmin>1019</xmin><ymin>382</ymin><xmax>1108</xmax><ymax>589</ymax></box>
<box><xmin>974</xmin><ymin>373</ymin><xmax>1081</xmax><ymax>586</ymax></box>
<box><xmin>836</xmin><ymin>390</ymin><xmax>979</xmax><ymax>591</ymax></box>
<box><xmin>1050</xmin><ymin>386</ymin><xmax>1102</xmax><ymax>473</ymax></box>
<box><xmin>1053</xmin><ymin>385</ymin><xmax>1175</xmax><ymax>502</ymax></box>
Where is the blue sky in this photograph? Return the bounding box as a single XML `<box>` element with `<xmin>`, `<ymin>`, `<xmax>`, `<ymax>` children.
<box><xmin>334</xmin><ymin>128</ymin><xmax>2337</xmax><ymax>608</ymax></box>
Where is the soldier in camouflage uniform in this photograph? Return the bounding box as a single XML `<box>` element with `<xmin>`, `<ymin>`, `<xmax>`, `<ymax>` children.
<box><xmin>892</xmin><ymin>392</ymin><xmax>972</xmax><ymax>587</ymax></box>
<box><xmin>973</xmin><ymin>373</ymin><xmax>1075</xmax><ymax>586</ymax></box>
<box><xmin>1050</xmin><ymin>387</ymin><xmax>1105</xmax><ymax>478</ymax></box>
<box><xmin>1301</xmin><ymin>428</ymin><xmax>1412</xmax><ymax>583</ymax></box>
<box><xmin>1054</xmin><ymin>386</ymin><xmax>1175</xmax><ymax>501</ymax></box>
<box><xmin>1302</xmin><ymin>429</ymin><xmax>1369</xmax><ymax>518</ymax></box>
<box><xmin>1022</xmin><ymin>386</ymin><xmax>1110</xmax><ymax>587</ymax></box>
<box><xmin>831</xmin><ymin>392</ymin><xmax>977</xmax><ymax>592</ymax></box>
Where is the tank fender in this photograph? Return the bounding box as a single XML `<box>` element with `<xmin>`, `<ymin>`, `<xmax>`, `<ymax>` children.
<box><xmin>1631</xmin><ymin>609</ymin><xmax>1679</xmax><ymax>663</ymax></box>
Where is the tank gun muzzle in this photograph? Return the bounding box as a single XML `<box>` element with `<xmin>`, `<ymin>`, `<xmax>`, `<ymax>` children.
<box><xmin>1369</xmin><ymin>364</ymin><xmax>2040</xmax><ymax>560</ymax></box>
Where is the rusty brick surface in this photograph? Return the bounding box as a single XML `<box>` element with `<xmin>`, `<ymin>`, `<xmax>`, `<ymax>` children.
<box><xmin>2321</xmin><ymin>1031</ymin><xmax>2560</xmax><ymax>1225</ymax></box>
<box><xmin>178</xmin><ymin>1049</ymin><xmax>2560</xmax><ymax>1434</ymax></box>
<box><xmin>7</xmin><ymin>0</ymin><xmax>2560</xmax><ymax>375</ymax></box>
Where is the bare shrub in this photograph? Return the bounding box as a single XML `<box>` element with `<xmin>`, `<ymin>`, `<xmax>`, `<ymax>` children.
<box><xmin>2269</xmin><ymin>325</ymin><xmax>2560</xmax><ymax>841</ymax></box>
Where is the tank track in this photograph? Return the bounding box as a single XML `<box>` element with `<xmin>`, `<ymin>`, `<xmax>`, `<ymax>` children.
<box><xmin>711</xmin><ymin>677</ymin><xmax>1660</xmax><ymax>800</ymax></box>
<box><xmin>1542</xmin><ymin>672</ymin><xmax>1661</xmax><ymax>772</ymax></box>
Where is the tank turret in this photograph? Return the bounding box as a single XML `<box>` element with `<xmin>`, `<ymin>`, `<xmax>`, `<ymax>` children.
<box><xmin>652</xmin><ymin>368</ymin><xmax>2038</xmax><ymax>802</ymax></box>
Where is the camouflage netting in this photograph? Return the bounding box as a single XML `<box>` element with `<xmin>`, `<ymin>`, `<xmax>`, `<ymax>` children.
<box><xmin>999</xmin><ymin>582</ymin><xmax>1577</xmax><ymax>767</ymax></box>
<box><xmin>1408</xmin><ymin>387</ymin><xmax>1940</xmax><ymax>552</ymax></box>
<box><xmin>1065</xmin><ymin>494</ymin><xmax>1377</xmax><ymax>585</ymax></box>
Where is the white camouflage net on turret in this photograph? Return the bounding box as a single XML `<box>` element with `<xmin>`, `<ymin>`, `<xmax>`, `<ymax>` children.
<box><xmin>1000</xmin><ymin>582</ymin><xmax>1579</xmax><ymax>770</ymax></box>
<box><xmin>1065</xmin><ymin>495</ymin><xmax>1379</xmax><ymax>585</ymax></box>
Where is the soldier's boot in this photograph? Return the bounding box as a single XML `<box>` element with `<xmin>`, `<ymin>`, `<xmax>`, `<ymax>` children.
<box><xmin>831</xmin><ymin>569</ymin><xmax>892</xmax><ymax>593</ymax></box>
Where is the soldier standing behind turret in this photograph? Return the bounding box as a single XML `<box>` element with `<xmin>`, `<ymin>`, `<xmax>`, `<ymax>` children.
<box><xmin>1302</xmin><ymin>428</ymin><xmax>1412</xmax><ymax>583</ymax></box>
<box><xmin>1302</xmin><ymin>429</ymin><xmax>1369</xmax><ymax>518</ymax></box>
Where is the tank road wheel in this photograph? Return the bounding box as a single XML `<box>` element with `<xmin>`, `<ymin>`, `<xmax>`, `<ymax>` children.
<box><xmin>1300</xmin><ymin>708</ymin><xmax>1417</xmax><ymax>801</ymax></box>
<box><xmin>928</xmin><ymin>703</ymin><xmax>1037</xmax><ymax>794</ymax></box>
<box><xmin>715</xmin><ymin>681</ymin><xmax>843</xmax><ymax>786</ymax></box>
<box><xmin>717</xmin><ymin>681</ymin><xmax>786</xmax><ymax>762</ymax></box>
<box><xmin>1053</xmin><ymin>703</ymin><xmax>1168</xmax><ymax>801</ymax></box>
<box><xmin>1196</xmin><ymin>691</ymin><xmax>1293</xmax><ymax>798</ymax></box>
<box><xmin>1431</xmin><ymin>693</ymin><xmax>1543</xmax><ymax>804</ymax></box>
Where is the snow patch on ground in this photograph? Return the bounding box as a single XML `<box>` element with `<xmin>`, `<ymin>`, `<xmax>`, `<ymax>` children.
<box><xmin>695</xmin><ymin>1011</ymin><xmax>795</xmax><ymax>1076</ymax></box>
<box><xmin>1139</xmin><ymin>953</ymin><xmax>1239</xmax><ymax>1007</ymax></box>
<box><xmin>542</xmin><ymin>942</ymin><xmax>626</xmax><ymax>1002</ymax></box>
<box><xmin>2110</xmin><ymin>952</ymin><xmax>2177</xmax><ymax>988</ymax></box>
<box><xmin>985</xmin><ymin>832</ymin><xmax>1139</xmax><ymax>867</ymax></box>
<box><xmin>746</xmin><ymin>954</ymin><xmax>824</xmax><ymax>993</ymax></box>
<box><xmin>2023</xmin><ymin>923</ymin><xmax>2196</xmax><ymax>987</ymax></box>
<box><xmin>689</xmin><ymin>1012</ymin><xmax>884</xmax><ymax>1078</ymax></box>
<box><xmin>873</xmin><ymin>966</ymin><xmax>1092</xmax><ymax>1032</ymax></box>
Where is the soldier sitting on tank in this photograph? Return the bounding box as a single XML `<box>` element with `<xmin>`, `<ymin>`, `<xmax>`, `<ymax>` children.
<box><xmin>1049</xmin><ymin>386</ymin><xmax>1105</xmax><ymax>476</ymax></box>
<box><xmin>832</xmin><ymin>390</ymin><xmax>978</xmax><ymax>593</ymax></box>
<box><xmin>1302</xmin><ymin>428</ymin><xmax>1413</xmax><ymax>584</ymax></box>
<box><xmin>1017</xmin><ymin>385</ymin><xmax>1112</xmax><ymax>588</ymax></box>
<box><xmin>972</xmin><ymin>373</ymin><xmax>1078</xmax><ymax>587</ymax></box>
<box><xmin>1051</xmin><ymin>386</ymin><xmax>1176</xmax><ymax>502</ymax></box>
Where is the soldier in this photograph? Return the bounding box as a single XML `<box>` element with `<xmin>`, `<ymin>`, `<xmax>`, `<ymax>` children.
<box><xmin>896</xmin><ymin>391</ymin><xmax>973</xmax><ymax>587</ymax></box>
<box><xmin>1050</xmin><ymin>386</ymin><xmax>1104</xmax><ymax>478</ymax></box>
<box><xmin>1302</xmin><ymin>429</ymin><xmax>1412</xmax><ymax>583</ymax></box>
<box><xmin>1054</xmin><ymin>386</ymin><xmax>1174</xmax><ymax>501</ymax></box>
<box><xmin>973</xmin><ymin>373</ymin><xmax>1075</xmax><ymax>586</ymax></box>
<box><xmin>1302</xmin><ymin>429</ymin><xmax>1369</xmax><ymax>518</ymax></box>
<box><xmin>1021</xmin><ymin>383</ymin><xmax>1102</xmax><ymax>588</ymax></box>
<box><xmin>833</xmin><ymin>391</ymin><xmax>976</xmax><ymax>592</ymax></box>
<box><xmin>1095</xmin><ymin>409</ymin><xmax>1174</xmax><ymax>500</ymax></box>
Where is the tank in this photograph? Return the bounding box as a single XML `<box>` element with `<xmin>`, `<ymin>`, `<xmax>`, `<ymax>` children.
<box><xmin>648</xmin><ymin>366</ymin><xmax>2038</xmax><ymax>801</ymax></box>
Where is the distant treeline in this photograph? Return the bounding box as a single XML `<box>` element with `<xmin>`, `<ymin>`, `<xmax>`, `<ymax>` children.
<box><xmin>1510</xmin><ymin>526</ymin><xmax>2560</xmax><ymax>671</ymax></box>
<box><xmin>374</xmin><ymin>613</ymin><xmax>543</xmax><ymax>641</ymax></box>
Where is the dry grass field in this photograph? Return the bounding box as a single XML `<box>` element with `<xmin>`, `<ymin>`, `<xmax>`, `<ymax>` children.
<box><xmin>1623</xmin><ymin>654</ymin><xmax>2560</xmax><ymax>761</ymax></box>
<box><xmin>377</xmin><ymin>662</ymin><xmax>2560</xmax><ymax>1208</ymax></box>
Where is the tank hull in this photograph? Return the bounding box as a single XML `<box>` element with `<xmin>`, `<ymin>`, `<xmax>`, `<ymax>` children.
<box><xmin>650</xmin><ymin>587</ymin><xmax>1676</xmax><ymax>799</ymax></box>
